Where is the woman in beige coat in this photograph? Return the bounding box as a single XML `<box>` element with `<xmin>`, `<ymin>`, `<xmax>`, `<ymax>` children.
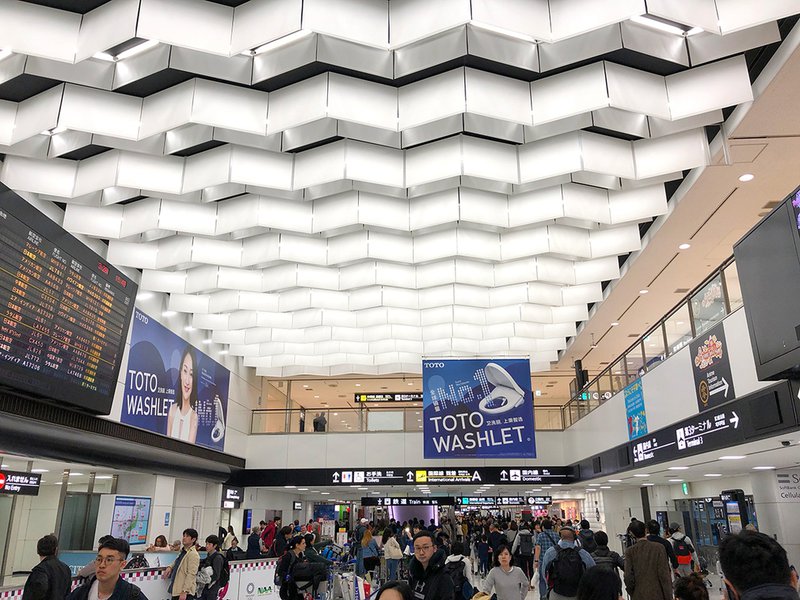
<box><xmin>163</xmin><ymin>528</ymin><xmax>201</xmax><ymax>600</ymax></box>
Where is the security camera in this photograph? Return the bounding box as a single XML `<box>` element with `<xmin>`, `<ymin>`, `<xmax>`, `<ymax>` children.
<box><xmin>781</xmin><ymin>440</ymin><xmax>792</xmax><ymax>447</ymax></box>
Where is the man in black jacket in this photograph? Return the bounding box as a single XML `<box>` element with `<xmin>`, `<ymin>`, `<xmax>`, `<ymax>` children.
<box><xmin>645</xmin><ymin>520</ymin><xmax>678</xmax><ymax>576</ymax></box>
<box><xmin>22</xmin><ymin>534</ymin><xmax>71</xmax><ymax>600</ymax></box>
<box><xmin>67</xmin><ymin>537</ymin><xmax>148</xmax><ymax>600</ymax></box>
<box><xmin>720</xmin><ymin>530</ymin><xmax>799</xmax><ymax>600</ymax></box>
<box><xmin>408</xmin><ymin>531</ymin><xmax>454</xmax><ymax>600</ymax></box>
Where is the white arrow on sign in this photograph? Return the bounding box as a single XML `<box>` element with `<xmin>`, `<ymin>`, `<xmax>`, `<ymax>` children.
<box><xmin>730</xmin><ymin>411</ymin><xmax>740</xmax><ymax>429</ymax></box>
<box><xmin>500</xmin><ymin>470</ymin><xmax>508</xmax><ymax>481</ymax></box>
<box><xmin>332</xmin><ymin>472</ymin><xmax>340</xmax><ymax>482</ymax></box>
<box><xmin>710</xmin><ymin>377</ymin><xmax>730</xmax><ymax>398</ymax></box>
<box><xmin>406</xmin><ymin>471</ymin><xmax>415</xmax><ymax>482</ymax></box>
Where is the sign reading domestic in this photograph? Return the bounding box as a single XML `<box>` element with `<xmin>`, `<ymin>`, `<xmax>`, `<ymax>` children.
<box><xmin>690</xmin><ymin>322</ymin><xmax>735</xmax><ymax>412</ymax></box>
<box><xmin>326</xmin><ymin>466</ymin><xmax>573</xmax><ymax>486</ymax></box>
<box><xmin>122</xmin><ymin>309</ymin><xmax>230</xmax><ymax>451</ymax></box>
<box><xmin>632</xmin><ymin>407</ymin><xmax>741</xmax><ymax>465</ymax></box>
<box><xmin>0</xmin><ymin>470</ymin><xmax>41</xmax><ymax>495</ymax></box>
<box><xmin>422</xmin><ymin>359</ymin><xmax>535</xmax><ymax>459</ymax></box>
<box><xmin>354</xmin><ymin>393</ymin><xmax>423</xmax><ymax>402</ymax></box>
<box><xmin>456</xmin><ymin>496</ymin><xmax>552</xmax><ymax>506</ymax></box>
<box><xmin>624</xmin><ymin>379</ymin><xmax>648</xmax><ymax>440</ymax></box>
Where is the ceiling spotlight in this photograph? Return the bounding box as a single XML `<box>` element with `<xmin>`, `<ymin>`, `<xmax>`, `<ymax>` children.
<box><xmin>610</xmin><ymin>322</ymin><xmax>620</xmax><ymax>327</ymax></box>
<box><xmin>639</xmin><ymin>289</ymin><xmax>649</xmax><ymax>295</ymax></box>
<box><xmin>668</xmin><ymin>466</ymin><xmax>689</xmax><ymax>470</ymax></box>
<box><xmin>633</xmin><ymin>474</ymin><xmax>650</xmax><ymax>478</ymax></box>
<box><xmin>678</xmin><ymin>243</ymin><xmax>691</xmax><ymax>250</ymax></box>
<box><xmin>668</xmin><ymin>479</ymin><xmax>684</xmax><ymax>482</ymax></box>
<box><xmin>753</xmin><ymin>466</ymin><xmax>776</xmax><ymax>470</ymax></box>
<box><xmin>704</xmin><ymin>473</ymin><xmax>722</xmax><ymax>477</ymax></box>
<box><xmin>738</xmin><ymin>173</ymin><xmax>755</xmax><ymax>182</ymax></box>
<box><xmin>719</xmin><ymin>456</ymin><xmax>746</xmax><ymax>460</ymax></box>
<box><xmin>608</xmin><ymin>479</ymin><xmax>622</xmax><ymax>483</ymax></box>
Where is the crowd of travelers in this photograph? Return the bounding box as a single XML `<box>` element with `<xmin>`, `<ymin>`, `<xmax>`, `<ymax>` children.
<box><xmin>18</xmin><ymin>514</ymin><xmax>800</xmax><ymax>600</ymax></box>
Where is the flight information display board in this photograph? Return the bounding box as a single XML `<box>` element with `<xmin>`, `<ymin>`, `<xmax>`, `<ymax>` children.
<box><xmin>0</xmin><ymin>188</ymin><xmax>136</xmax><ymax>414</ymax></box>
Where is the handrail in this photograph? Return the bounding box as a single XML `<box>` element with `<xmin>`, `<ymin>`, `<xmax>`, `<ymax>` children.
<box><xmin>561</xmin><ymin>255</ymin><xmax>742</xmax><ymax>428</ymax></box>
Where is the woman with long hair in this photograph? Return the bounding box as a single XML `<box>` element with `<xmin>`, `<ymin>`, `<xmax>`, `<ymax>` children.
<box><xmin>362</xmin><ymin>526</ymin><xmax>381</xmax><ymax>581</ymax></box>
<box><xmin>382</xmin><ymin>528</ymin><xmax>404</xmax><ymax>581</ymax></box>
<box><xmin>167</xmin><ymin>346</ymin><xmax>199</xmax><ymax>443</ymax></box>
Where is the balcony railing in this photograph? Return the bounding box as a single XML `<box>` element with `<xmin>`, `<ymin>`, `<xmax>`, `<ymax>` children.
<box><xmin>251</xmin><ymin>405</ymin><xmax>566</xmax><ymax>433</ymax></box>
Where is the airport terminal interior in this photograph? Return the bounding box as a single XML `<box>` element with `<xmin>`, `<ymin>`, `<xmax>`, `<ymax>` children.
<box><xmin>2</xmin><ymin>1</ymin><xmax>800</xmax><ymax>599</ymax></box>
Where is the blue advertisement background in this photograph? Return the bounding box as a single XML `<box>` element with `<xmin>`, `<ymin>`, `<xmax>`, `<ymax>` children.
<box><xmin>422</xmin><ymin>358</ymin><xmax>536</xmax><ymax>459</ymax></box>
<box><xmin>121</xmin><ymin>309</ymin><xmax>229</xmax><ymax>451</ymax></box>
<box><xmin>624</xmin><ymin>379</ymin><xmax>648</xmax><ymax>440</ymax></box>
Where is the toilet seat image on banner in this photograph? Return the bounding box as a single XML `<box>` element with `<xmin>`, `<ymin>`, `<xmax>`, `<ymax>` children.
<box><xmin>478</xmin><ymin>362</ymin><xmax>526</xmax><ymax>414</ymax></box>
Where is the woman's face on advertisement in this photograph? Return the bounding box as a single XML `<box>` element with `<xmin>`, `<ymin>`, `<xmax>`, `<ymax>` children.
<box><xmin>180</xmin><ymin>353</ymin><xmax>193</xmax><ymax>402</ymax></box>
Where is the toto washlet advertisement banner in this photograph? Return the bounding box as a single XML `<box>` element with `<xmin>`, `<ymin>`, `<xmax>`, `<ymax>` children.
<box><xmin>422</xmin><ymin>358</ymin><xmax>536</xmax><ymax>459</ymax></box>
<box><xmin>121</xmin><ymin>308</ymin><xmax>230</xmax><ymax>451</ymax></box>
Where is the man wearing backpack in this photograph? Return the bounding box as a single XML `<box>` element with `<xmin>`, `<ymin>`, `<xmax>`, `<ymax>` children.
<box><xmin>541</xmin><ymin>527</ymin><xmax>595</xmax><ymax>600</ymax></box>
<box><xmin>668</xmin><ymin>522</ymin><xmax>699</xmax><ymax>577</ymax></box>
<box><xmin>510</xmin><ymin>523</ymin><xmax>535</xmax><ymax>580</ymax></box>
<box><xmin>443</xmin><ymin>542</ymin><xmax>474</xmax><ymax>600</ymax></box>
<box><xmin>534</xmin><ymin>519</ymin><xmax>560</xmax><ymax>599</ymax></box>
<box><xmin>576</xmin><ymin>521</ymin><xmax>597</xmax><ymax>554</ymax></box>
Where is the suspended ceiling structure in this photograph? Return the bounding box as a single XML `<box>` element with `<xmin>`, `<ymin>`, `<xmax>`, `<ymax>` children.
<box><xmin>0</xmin><ymin>0</ymin><xmax>795</xmax><ymax>378</ymax></box>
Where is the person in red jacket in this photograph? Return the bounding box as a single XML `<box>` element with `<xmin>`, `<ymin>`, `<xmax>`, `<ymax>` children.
<box><xmin>261</xmin><ymin>518</ymin><xmax>280</xmax><ymax>552</ymax></box>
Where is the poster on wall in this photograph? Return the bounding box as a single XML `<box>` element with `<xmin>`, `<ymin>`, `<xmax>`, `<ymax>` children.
<box><xmin>422</xmin><ymin>358</ymin><xmax>535</xmax><ymax>459</ymax></box>
<box><xmin>690</xmin><ymin>322</ymin><xmax>735</xmax><ymax>413</ymax></box>
<box><xmin>624</xmin><ymin>379</ymin><xmax>648</xmax><ymax>440</ymax></box>
<box><xmin>121</xmin><ymin>308</ymin><xmax>229</xmax><ymax>451</ymax></box>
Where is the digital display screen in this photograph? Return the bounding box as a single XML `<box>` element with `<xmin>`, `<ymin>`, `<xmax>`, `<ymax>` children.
<box><xmin>0</xmin><ymin>188</ymin><xmax>136</xmax><ymax>413</ymax></box>
<box><xmin>111</xmin><ymin>496</ymin><xmax>151</xmax><ymax>545</ymax></box>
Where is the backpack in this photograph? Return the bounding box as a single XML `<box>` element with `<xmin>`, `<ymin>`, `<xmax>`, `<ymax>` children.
<box><xmin>444</xmin><ymin>559</ymin><xmax>473</xmax><ymax>600</ymax></box>
<box><xmin>547</xmin><ymin>546</ymin><xmax>586</xmax><ymax>597</ymax></box>
<box><xmin>215</xmin><ymin>553</ymin><xmax>230</xmax><ymax>588</ymax></box>
<box><xmin>517</xmin><ymin>533</ymin><xmax>534</xmax><ymax>557</ymax></box>
<box><xmin>672</xmin><ymin>535</ymin><xmax>695</xmax><ymax>565</ymax></box>
<box><xmin>578</xmin><ymin>530</ymin><xmax>597</xmax><ymax>554</ymax></box>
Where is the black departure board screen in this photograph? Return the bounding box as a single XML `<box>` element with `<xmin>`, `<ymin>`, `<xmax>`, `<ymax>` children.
<box><xmin>0</xmin><ymin>187</ymin><xmax>136</xmax><ymax>414</ymax></box>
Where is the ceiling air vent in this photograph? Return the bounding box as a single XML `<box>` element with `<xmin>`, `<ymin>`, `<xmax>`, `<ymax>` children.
<box><xmin>628</xmin><ymin>334</ymin><xmax>640</xmax><ymax>337</ymax></box>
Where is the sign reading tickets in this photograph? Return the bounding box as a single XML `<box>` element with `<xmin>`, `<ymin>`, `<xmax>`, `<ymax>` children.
<box><xmin>690</xmin><ymin>322</ymin><xmax>735</xmax><ymax>412</ymax></box>
<box><xmin>422</xmin><ymin>358</ymin><xmax>535</xmax><ymax>459</ymax></box>
<box><xmin>121</xmin><ymin>309</ymin><xmax>230</xmax><ymax>451</ymax></box>
<box><xmin>624</xmin><ymin>379</ymin><xmax>648</xmax><ymax>440</ymax></box>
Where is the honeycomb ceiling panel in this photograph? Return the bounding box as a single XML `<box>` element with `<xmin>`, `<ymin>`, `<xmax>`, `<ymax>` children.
<box><xmin>0</xmin><ymin>0</ymin><xmax>797</xmax><ymax>377</ymax></box>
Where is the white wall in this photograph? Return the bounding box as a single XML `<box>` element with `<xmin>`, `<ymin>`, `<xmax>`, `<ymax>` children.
<box><xmin>245</xmin><ymin>430</ymin><xmax>566</xmax><ymax>468</ymax></box>
<box><xmin>5</xmin><ymin>483</ymin><xmax>62</xmax><ymax>578</ymax></box>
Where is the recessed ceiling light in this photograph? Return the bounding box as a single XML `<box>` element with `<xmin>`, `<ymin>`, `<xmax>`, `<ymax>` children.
<box><xmin>641</xmin><ymin>483</ymin><xmax>655</xmax><ymax>486</ymax></box>
<box><xmin>611</xmin><ymin>322</ymin><xmax>619</xmax><ymax>327</ymax></box>
<box><xmin>314</xmin><ymin>395</ymin><xmax>319</xmax><ymax>399</ymax></box>
<box><xmin>668</xmin><ymin>466</ymin><xmax>689</xmax><ymax>470</ymax></box>
<box><xmin>589</xmin><ymin>484</ymin><xmax>601</xmax><ymax>487</ymax></box>
<box><xmin>69</xmin><ymin>472</ymin><xmax>84</xmax><ymax>477</ymax></box>
<box><xmin>218</xmin><ymin>350</ymin><xmax>228</xmax><ymax>355</ymax></box>
<box><xmin>639</xmin><ymin>289</ymin><xmax>649</xmax><ymax>295</ymax></box>
<box><xmin>668</xmin><ymin>479</ymin><xmax>684</xmax><ymax>482</ymax></box>
<box><xmin>600</xmin><ymin>486</ymin><xmax>611</xmax><ymax>489</ymax></box>
<box><xmin>355</xmin><ymin>383</ymin><xmax>361</xmax><ymax>387</ymax></box>
<box><xmin>738</xmin><ymin>173</ymin><xmax>754</xmax><ymax>182</ymax></box>
<box><xmin>633</xmin><ymin>474</ymin><xmax>650</xmax><ymax>478</ymax></box>
<box><xmin>162</xmin><ymin>310</ymin><xmax>177</xmax><ymax>317</ymax></box>
<box><xmin>719</xmin><ymin>456</ymin><xmax>746</xmax><ymax>460</ymax></box>
<box><xmin>31</xmin><ymin>468</ymin><xmax>48</xmax><ymax>473</ymax></box>
<box><xmin>284</xmin><ymin>485</ymin><xmax>296</xmax><ymax>489</ymax></box>
<box><xmin>678</xmin><ymin>243</ymin><xmax>691</xmax><ymax>250</ymax></box>
<box><xmin>95</xmin><ymin>475</ymin><xmax>113</xmax><ymax>480</ymax></box>
<box><xmin>320</xmin><ymin>492</ymin><xmax>330</xmax><ymax>495</ymax></box>
<box><xmin>358</xmin><ymin>487</ymin><xmax>368</xmax><ymax>490</ymax></box>
<box><xmin>298</xmin><ymin>488</ymin><xmax>309</xmax><ymax>491</ymax></box>
<box><xmin>371</xmin><ymin>491</ymin><xmax>380</xmax><ymax>495</ymax></box>
<box><xmin>303</xmin><ymin>384</ymin><xmax>309</xmax><ymax>388</ymax></box>
<box><xmin>184</xmin><ymin>325</ymin><xmax>194</xmax><ymax>332</ymax></box>
<box><xmin>408</xmin><ymin>382</ymin><xmax>413</xmax><ymax>385</ymax></box>
<box><xmin>629</xmin><ymin>14</ymin><xmax>687</xmax><ymax>36</ymax></box>
<box><xmin>202</xmin><ymin>339</ymin><xmax>213</xmax><ymax>344</ymax></box>
<box><xmin>608</xmin><ymin>480</ymin><xmax>622</xmax><ymax>483</ymax></box>
<box><xmin>704</xmin><ymin>473</ymin><xmax>722</xmax><ymax>477</ymax></box>
<box><xmin>753</xmin><ymin>466</ymin><xmax>776</xmax><ymax>470</ymax></box>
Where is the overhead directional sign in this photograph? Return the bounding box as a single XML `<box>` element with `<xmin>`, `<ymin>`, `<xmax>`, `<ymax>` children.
<box><xmin>362</xmin><ymin>497</ymin><xmax>455</xmax><ymax>506</ymax></box>
<box><xmin>632</xmin><ymin>407</ymin><xmax>742</xmax><ymax>465</ymax></box>
<box><xmin>354</xmin><ymin>393</ymin><xmax>423</xmax><ymax>402</ymax></box>
<box><xmin>456</xmin><ymin>496</ymin><xmax>552</xmax><ymax>507</ymax></box>
<box><xmin>690</xmin><ymin>322</ymin><xmax>735</xmax><ymax>412</ymax></box>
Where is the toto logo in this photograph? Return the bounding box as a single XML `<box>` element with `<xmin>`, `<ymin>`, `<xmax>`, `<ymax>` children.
<box><xmin>424</xmin><ymin>362</ymin><xmax>445</xmax><ymax>368</ymax></box>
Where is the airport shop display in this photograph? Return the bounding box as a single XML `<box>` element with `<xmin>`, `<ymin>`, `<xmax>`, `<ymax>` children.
<box><xmin>690</xmin><ymin>322</ymin><xmax>735</xmax><ymax>412</ymax></box>
<box><xmin>422</xmin><ymin>358</ymin><xmax>536</xmax><ymax>459</ymax></box>
<box><xmin>0</xmin><ymin>186</ymin><xmax>136</xmax><ymax>414</ymax></box>
<box><xmin>122</xmin><ymin>308</ymin><xmax>230</xmax><ymax>451</ymax></box>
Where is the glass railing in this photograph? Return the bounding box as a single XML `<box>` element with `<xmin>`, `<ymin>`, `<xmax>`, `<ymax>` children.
<box><xmin>251</xmin><ymin>405</ymin><xmax>566</xmax><ymax>433</ymax></box>
<box><xmin>561</xmin><ymin>255</ymin><xmax>742</xmax><ymax>428</ymax></box>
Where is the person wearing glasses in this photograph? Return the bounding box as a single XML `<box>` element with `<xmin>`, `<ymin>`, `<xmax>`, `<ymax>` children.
<box><xmin>408</xmin><ymin>531</ymin><xmax>455</xmax><ymax>600</ymax></box>
<box><xmin>67</xmin><ymin>537</ymin><xmax>148</xmax><ymax>600</ymax></box>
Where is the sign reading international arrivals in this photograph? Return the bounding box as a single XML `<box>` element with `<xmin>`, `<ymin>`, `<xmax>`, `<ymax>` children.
<box><xmin>690</xmin><ymin>322</ymin><xmax>735</xmax><ymax>412</ymax></box>
<box><xmin>624</xmin><ymin>379</ymin><xmax>648</xmax><ymax>440</ymax></box>
<box><xmin>422</xmin><ymin>358</ymin><xmax>535</xmax><ymax>459</ymax></box>
<box><xmin>121</xmin><ymin>309</ymin><xmax>230</xmax><ymax>451</ymax></box>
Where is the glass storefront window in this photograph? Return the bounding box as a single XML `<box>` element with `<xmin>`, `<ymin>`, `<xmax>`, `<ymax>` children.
<box><xmin>625</xmin><ymin>343</ymin><xmax>645</xmax><ymax>382</ymax></box>
<box><xmin>643</xmin><ymin>327</ymin><xmax>666</xmax><ymax>370</ymax></box>
<box><xmin>664</xmin><ymin>303</ymin><xmax>693</xmax><ymax>355</ymax></box>
<box><xmin>691</xmin><ymin>274</ymin><xmax>727</xmax><ymax>336</ymax></box>
<box><xmin>724</xmin><ymin>261</ymin><xmax>743</xmax><ymax>311</ymax></box>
